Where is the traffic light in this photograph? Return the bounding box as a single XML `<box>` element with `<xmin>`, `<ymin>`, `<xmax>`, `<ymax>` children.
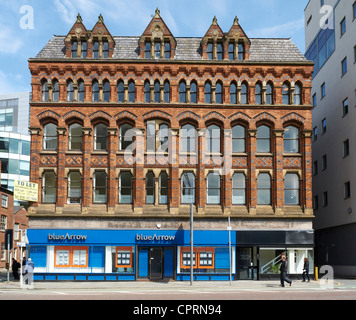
<box><xmin>4</xmin><ymin>229</ymin><xmax>13</xmax><ymax>249</ymax></box>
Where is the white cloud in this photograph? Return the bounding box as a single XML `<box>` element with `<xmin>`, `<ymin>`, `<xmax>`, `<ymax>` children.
<box><xmin>54</xmin><ymin>0</ymin><xmax>78</xmax><ymax>25</ymax></box>
<box><xmin>0</xmin><ymin>70</ymin><xmax>30</xmax><ymax>95</ymax></box>
<box><xmin>249</xmin><ymin>18</ymin><xmax>304</xmax><ymax>38</ymax></box>
<box><xmin>0</xmin><ymin>25</ymin><xmax>23</xmax><ymax>54</ymax></box>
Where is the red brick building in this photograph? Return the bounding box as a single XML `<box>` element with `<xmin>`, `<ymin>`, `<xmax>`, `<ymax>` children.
<box><xmin>27</xmin><ymin>10</ymin><xmax>314</xmax><ymax>281</ymax></box>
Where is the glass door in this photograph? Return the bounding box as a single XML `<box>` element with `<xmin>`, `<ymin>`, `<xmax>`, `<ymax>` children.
<box><xmin>237</xmin><ymin>247</ymin><xmax>259</xmax><ymax>280</ymax></box>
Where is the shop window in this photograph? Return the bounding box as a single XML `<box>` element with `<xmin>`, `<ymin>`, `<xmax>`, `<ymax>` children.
<box><xmin>181</xmin><ymin>172</ymin><xmax>195</xmax><ymax>204</ymax></box>
<box><xmin>284</xmin><ymin>126</ymin><xmax>299</xmax><ymax>153</ymax></box>
<box><xmin>181</xmin><ymin>248</ymin><xmax>197</xmax><ymax>269</ymax></box>
<box><xmin>180</xmin><ymin>247</ymin><xmax>216</xmax><ymax>270</ymax></box>
<box><xmin>54</xmin><ymin>246</ymin><xmax>88</xmax><ymax>268</ymax></box>
<box><xmin>43</xmin><ymin>123</ymin><xmax>57</xmax><ymax>150</ymax></box>
<box><xmin>116</xmin><ymin>247</ymin><xmax>133</xmax><ymax>268</ymax></box>
<box><xmin>256</xmin><ymin>125</ymin><xmax>271</xmax><ymax>153</ymax></box>
<box><xmin>67</xmin><ymin>171</ymin><xmax>82</xmax><ymax>204</ymax></box>
<box><xmin>68</xmin><ymin>123</ymin><xmax>83</xmax><ymax>151</ymax></box>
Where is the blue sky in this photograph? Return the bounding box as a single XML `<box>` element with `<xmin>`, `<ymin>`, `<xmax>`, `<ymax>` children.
<box><xmin>0</xmin><ymin>0</ymin><xmax>309</xmax><ymax>95</ymax></box>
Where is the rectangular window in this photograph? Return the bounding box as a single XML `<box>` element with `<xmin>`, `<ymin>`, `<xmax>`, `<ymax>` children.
<box><xmin>102</xmin><ymin>41</ymin><xmax>109</xmax><ymax>58</ymax></box>
<box><xmin>344</xmin><ymin>139</ymin><xmax>350</xmax><ymax>157</ymax></box>
<box><xmin>93</xmin><ymin>41</ymin><xmax>99</xmax><ymax>59</ymax></box>
<box><xmin>344</xmin><ymin>181</ymin><xmax>351</xmax><ymax>199</ymax></box>
<box><xmin>145</xmin><ymin>42</ymin><xmax>151</xmax><ymax>59</ymax></box>
<box><xmin>81</xmin><ymin>41</ymin><xmax>87</xmax><ymax>58</ymax></box>
<box><xmin>313</xmin><ymin>127</ymin><xmax>318</xmax><ymax>142</ymax></box>
<box><xmin>322</xmin><ymin>154</ymin><xmax>327</xmax><ymax>170</ymax></box>
<box><xmin>340</xmin><ymin>17</ymin><xmax>346</xmax><ymax>36</ymax></box>
<box><xmin>180</xmin><ymin>248</ymin><xmax>197</xmax><ymax>269</ymax></box>
<box><xmin>354</xmin><ymin>45</ymin><xmax>356</xmax><ymax>63</ymax></box>
<box><xmin>313</xmin><ymin>195</ymin><xmax>319</xmax><ymax>210</ymax></box>
<box><xmin>343</xmin><ymin>98</ymin><xmax>349</xmax><ymax>116</ymax></box>
<box><xmin>1</xmin><ymin>215</ymin><xmax>7</xmax><ymax>231</ymax></box>
<box><xmin>321</xmin><ymin>83</ymin><xmax>326</xmax><ymax>99</ymax></box>
<box><xmin>322</xmin><ymin>191</ymin><xmax>328</xmax><ymax>207</ymax></box>
<box><xmin>1</xmin><ymin>194</ymin><xmax>8</xmax><ymax>208</ymax></box>
<box><xmin>312</xmin><ymin>93</ymin><xmax>317</xmax><ymax>107</ymax></box>
<box><xmin>313</xmin><ymin>160</ymin><xmax>318</xmax><ymax>176</ymax></box>
<box><xmin>322</xmin><ymin>118</ymin><xmax>326</xmax><ymax>134</ymax></box>
<box><xmin>342</xmin><ymin>57</ymin><xmax>347</xmax><ymax>76</ymax></box>
<box><xmin>55</xmin><ymin>246</ymin><xmax>88</xmax><ymax>268</ymax></box>
<box><xmin>353</xmin><ymin>1</ymin><xmax>356</xmax><ymax>20</ymax></box>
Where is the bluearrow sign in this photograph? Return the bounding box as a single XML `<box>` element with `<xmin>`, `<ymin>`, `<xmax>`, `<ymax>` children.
<box><xmin>136</xmin><ymin>234</ymin><xmax>176</xmax><ymax>242</ymax></box>
<box><xmin>48</xmin><ymin>233</ymin><xmax>88</xmax><ymax>242</ymax></box>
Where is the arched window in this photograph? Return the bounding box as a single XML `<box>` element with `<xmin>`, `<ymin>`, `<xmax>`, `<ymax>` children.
<box><xmin>284</xmin><ymin>126</ymin><xmax>299</xmax><ymax>153</ymax></box>
<box><xmin>216</xmin><ymin>82</ymin><xmax>223</xmax><ymax>104</ymax></box>
<box><xmin>158</xmin><ymin>123</ymin><xmax>169</xmax><ymax>150</ymax></box>
<box><xmin>241</xmin><ymin>82</ymin><xmax>248</xmax><ymax>104</ymax></box>
<box><xmin>52</xmin><ymin>80</ymin><xmax>59</xmax><ymax>102</ymax></box>
<box><xmin>117</xmin><ymin>80</ymin><xmax>124</xmax><ymax>102</ymax></box>
<box><xmin>207</xmin><ymin>172</ymin><xmax>220</xmax><ymax>204</ymax></box>
<box><xmin>282</xmin><ymin>83</ymin><xmax>290</xmax><ymax>105</ymax></box>
<box><xmin>205</xmin><ymin>82</ymin><xmax>212</xmax><ymax>103</ymax></box>
<box><xmin>294</xmin><ymin>83</ymin><xmax>302</xmax><ymax>105</ymax></box>
<box><xmin>93</xmin><ymin>171</ymin><xmax>107</xmax><ymax>203</ymax></box>
<box><xmin>256</xmin><ymin>125</ymin><xmax>271</xmax><ymax>153</ymax></box>
<box><xmin>67</xmin><ymin>80</ymin><xmax>74</xmax><ymax>102</ymax></box>
<box><xmin>92</xmin><ymin>80</ymin><xmax>99</xmax><ymax>102</ymax></box>
<box><xmin>181</xmin><ymin>124</ymin><xmax>196</xmax><ymax>153</ymax></box>
<box><xmin>42</xmin><ymin>171</ymin><xmax>56</xmax><ymax>203</ymax></box>
<box><xmin>232</xmin><ymin>125</ymin><xmax>245</xmax><ymax>153</ymax></box>
<box><xmin>103</xmin><ymin>80</ymin><xmax>110</xmax><ymax>102</ymax></box>
<box><xmin>181</xmin><ymin>172</ymin><xmax>195</xmax><ymax>204</ymax></box>
<box><xmin>43</xmin><ymin>123</ymin><xmax>57</xmax><ymax>150</ymax></box>
<box><xmin>119</xmin><ymin>171</ymin><xmax>133</xmax><ymax>204</ymax></box>
<box><xmin>119</xmin><ymin>123</ymin><xmax>133</xmax><ymax>151</ymax></box>
<box><xmin>266</xmin><ymin>83</ymin><xmax>273</xmax><ymax>105</ymax></box>
<box><xmin>146</xmin><ymin>171</ymin><xmax>155</xmax><ymax>204</ymax></box>
<box><xmin>284</xmin><ymin>173</ymin><xmax>299</xmax><ymax>205</ymax></box>
<box><xmin>144</xmin><ymin>81</ymin><xmax>150</xmax><ymax>103</ymax></box>
<box><xmin>78</xmin><ymin>80</ymin><xmax>85</xmax><ymax>102</ymax></box>
<box><xmin>257</xmin><ymin>173</ymin><xmax>271</xmax><ymax>205</ymax></box>
<box><xmin>159</xmin><ymin>172</ymin><xmax>168</xmax><ymax>204</ymax></box>
<box><xmin>67</xmin><ymin>171</ymin><xmax>81</xmax><ymax>204</ymax></box>
<box><xmin>154</xmin><ymin>81</ymin><xmax>160</xmax><ymax>103</ymax></box>
<box><xmin>255</xmin><ymin>83</ymin><xmax>262</xmax><ymax>105</ymax></box>
<box><xmin>128</xmin><ymin>80</ymin><xmax>135</xmax><ymax>102</ymax></box>
<box><xmin>68</xmin><ymin>123</ymin><xmax>83</xmax><ymax>151</ymax></box>
<box><xmin>164</xmin><ymin>81</ymin><xmax>170</xmax><ymax>103</ymax></box>
<box><xmin>232</xmin><ymin>173</ymin><xmax>246</xmax><ymax>205</ymax></box>
<box><xmin>207</xmin><ymin>124</ymin><xmax>220</xmax><ymax>153</ymax></box>
<box><xmin>230</xmin><ymin>82</ymin><xmax>237</xmax><ymax>104</ymax></box>
<box><xmin>94</xmin><ymin>123</ymin><xmax>108</xmax><ymax>151</ymax></box>
<box><xmin>41</xmin><ymin>79</ymin><xmax>49</xmax><ymax>102</ymax></box>
<box><xmin>190</xmin><ymin>81</ymin><xmax>197</xmax><ymax>103</ymax></box>
<box><xmin>179</xmin><ymin>81</ymin><xmax>186</xmax><ymax>103</ymax></box>
<box><xmin>146</xmin><ymin>121</ymin><xmax>156</xmax><ymax>152</ymax></box>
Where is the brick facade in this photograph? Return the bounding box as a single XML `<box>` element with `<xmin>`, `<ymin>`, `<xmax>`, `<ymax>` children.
<box><xmin>28</xmin><ymin>11</ymin><xmax>314</xmax><ymax>230</ymax></box>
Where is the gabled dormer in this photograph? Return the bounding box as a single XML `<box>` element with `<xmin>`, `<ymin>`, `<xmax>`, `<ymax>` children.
<box><xmin>138</xmin><ymin>8</ymin><xmax>177</xmax><ymax>59</ymax></box>
<box><xmin>201</xmin><ymin>16</ymin><xmax>225</xmax><ymax>60</ymax></box>
<box><xmin>90</xmin><ymin>14</ymin><xmax>115</xmax><ymax>59</ymax></box>
<box><xmin>64</xmin><ymin>14</ymin><xmax>89</xmax><ymax>58</ymax></box>
<box><xmin>201</xmin><ymin>16</ymin><xmax>250</xmax><ymax>61</ymax></box>
<box><xmin>225</xmin><ymin>17</ymin><xmax>251</xmax><ymax>61</ymax></box>
<box><xmin>64</xmin><ymin>14</ymin><xmax>115</xmax><ymax>59</ymax></box>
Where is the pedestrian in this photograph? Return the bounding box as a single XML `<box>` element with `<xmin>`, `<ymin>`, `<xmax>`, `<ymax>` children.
<box><xmin>302</xmin><ymin>257</ymin><xmax>310</xmax><ymax>282</ymax></box>
<box><xmin>280</xmin><ymin>254</ymin><xmax>292</xmax><ymax>287</ymax></box>
<box><xmin>24</xmin><ymin>258</ymin><xmax>35</xmax><ymax>288</ymax></box>
<box><xmin>11</xmin><ymin>258</ymin><xmax>20</xmax><ymax>280</ymax></box>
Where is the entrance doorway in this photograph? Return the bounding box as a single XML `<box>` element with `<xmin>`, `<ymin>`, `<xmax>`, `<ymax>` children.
<box><xmin>237</xmin><ymin>247</ymin><xmax>259</xmax><ymax>280</ymax></box>
<box><xmin>138</xmin><ymin>247</ymin><xmax>175</xmax><ymax>280</ymax></box>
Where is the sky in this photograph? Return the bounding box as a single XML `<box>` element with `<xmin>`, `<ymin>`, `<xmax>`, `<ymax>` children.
<box><xmin>0</xmin><ymin>0</ymin><xmax>309</xmax><ymax>95</ymax></box>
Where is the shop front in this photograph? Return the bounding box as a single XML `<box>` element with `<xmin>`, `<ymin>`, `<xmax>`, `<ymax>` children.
<box><xmin>27</xmin><ymin>229</ymin><xmax>236</xmax><ymax>281</ymax></box>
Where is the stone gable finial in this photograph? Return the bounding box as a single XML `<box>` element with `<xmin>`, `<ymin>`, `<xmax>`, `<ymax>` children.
<box><xmin>233</xmin><ymin>16</ymin><xmax>239</xmax><ymax>25</ymax></box>
<box><xmin>154</xmin><ymin>8</ymin><xmax>161</xmax><ymax>18</ymax></box>
<box><xmin>76</xmin><ymin>13</ymin><xmax>82</xmax><ymax>23</ymax></box>
<box><xmin>98</xmin><ymin>14</ymin><xmax>104</xmax><ymax>23</ymax></box>
<box><xmin>212</xmin><ymin>16</ymin><xmax>218</xmax><ymax>25</ymax></box>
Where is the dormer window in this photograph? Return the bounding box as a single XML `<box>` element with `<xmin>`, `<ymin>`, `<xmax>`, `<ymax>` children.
<box><xmin>103</xmin><ymin>41</ymin><xmax>109</xmax><ymax>58</ymax></box>
<box><xmin>93</xmin><ymin>41</ymin><xmax>99</xmax><ymax>59</ymax></box>
<box><xmin>164</xmin><ymin>42</ymin><xmax>171</xmax><ymax>59</ymax></box>
<box><xmin>207</xmin><ymin>42</ymin><xmax>213</xmax><ymax>60</ymax></box>
<box><xmin>228</xmin><ymin>43</ymin><xmax>235</xmax><ymax>60</ymax></box>
<box><xmin>71</xmin><ymin>41</ymin><xmax>78</xmax><ymax>58</ymax></box>
<box><xmin>217</xmin><ymin>42</ymin><xmax>223</xmax><ymax>60</ymax></box>
<box><xmin>81</xmin><ymin>41</ymin><xmax>87</xmax><ymax>58</ymax></box>
<box><xmin>154</xmin><ymin>41</ymin><xmax>161</xmax><ymax>59</ymax></box>
<box><xmin>238</xmin><ymin>42</ymin><xmax>245</xmax><ymax>61</ymax></box>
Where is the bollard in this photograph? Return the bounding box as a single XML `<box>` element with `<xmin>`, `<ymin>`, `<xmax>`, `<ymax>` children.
<box><xmin>314</xmin><ymin>267</ymin><xmax>318</xmax><ymax>280</ymax></box>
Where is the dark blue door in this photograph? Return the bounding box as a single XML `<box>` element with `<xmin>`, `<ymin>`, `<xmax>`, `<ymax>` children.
<box><xmin>164</xmin><ymin>248</ymin><xmax>174</xmax><ymax>278</ymax></box>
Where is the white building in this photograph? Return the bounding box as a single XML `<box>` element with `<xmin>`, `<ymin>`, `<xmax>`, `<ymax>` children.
<box><xmin>0</xmin><ymin>92</ymin><xmax>31</xmax><ymax>205</ymax></box>
<box><xmin>305</xmin><ymin>0</ymin><xmax>356</xmax><ymax>277</ymax></box>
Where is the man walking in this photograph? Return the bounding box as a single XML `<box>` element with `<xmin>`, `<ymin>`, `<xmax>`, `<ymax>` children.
<box><xmin>280</xmin><ymin>254</ymin><xmax>292</xmax><ymax>287</ymax></box>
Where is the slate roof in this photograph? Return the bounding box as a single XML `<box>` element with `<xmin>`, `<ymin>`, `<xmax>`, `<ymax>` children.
<box><xmin>34</xmin><ymin>36</ymin><xmax>308</xmax><ymax>62</ymax></box>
